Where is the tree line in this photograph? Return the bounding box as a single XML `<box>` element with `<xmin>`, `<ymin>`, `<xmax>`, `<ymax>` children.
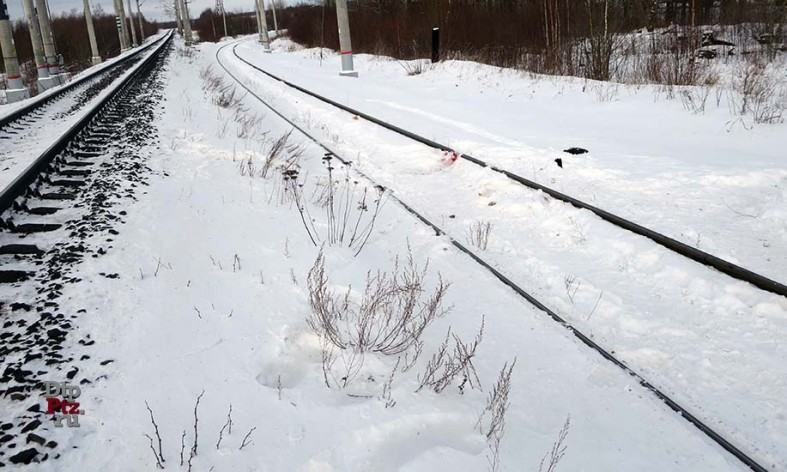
<box><xmin>281</xmin><ymin>0</ymin><xmax>785</xmax><ymax>82</ymax></box>
<box><xmin>2</xmin><ymin>9</ymin><xmax>157</xmax><ymax>77</ymax></box>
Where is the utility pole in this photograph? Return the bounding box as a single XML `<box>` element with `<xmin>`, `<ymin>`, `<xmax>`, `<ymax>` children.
<box><xmin>178</xmin><ymin>0</ymin><xmax>192</xmax><ymax>45</ymax></box>
<box><xmin>83</xmin><ymin>0</ymin><xmax>102</xmax><ymax>65</ymax></box>
<box><xmin>215</xmin><ymin>0</ymin><xmax>227</xmax><ymax>37</ymax></box>
<box><xmin>35</xmin><ymin>0</ymin><xmax>63</xmax><ymax>84</ymax></box>
<box><xmin>113</xmin><ymin>0</ymin><xmax>130</xmax><ymax>51</ymax></box>
<box><xmin>0</xmin><ymin>0</ymin><xmax>28</xmax><ymax>102</ymax></box>
<box><xmin>21</xmin><ymin>0</ymin><xmax>51</xmax><ymax>89</ymax></box>
<box><xmin>253</xmin><ymin>0</ymin><xmax>260</xmax><ymax>42</ymax></box>
<box><xmin>270</xmin><ymin>0</ymin><xmax>278</xmax><ymax>35</ymax></box>
<box><xmin>335</xmin><ymin>0</ymin><xmax>357</xmax><ymax>77</ymax></box>
<box><xmin>174</xmin><ymin>0</ymin><xmax>183</xmax><ymax>36</ymax></box>
<box><xmin>256</xmin><ymin>0</ymin><xmax>270</xmax><ymax>51</ymax></box>
<box><xmin>136</xmin><ymin>0</ymin><xmax>145</xmax><ymax>42</ymax></box>
<box><xmin>126</xmin><ymin>0</ymin><xmax>138</xmax><ymax>46</ymax></box>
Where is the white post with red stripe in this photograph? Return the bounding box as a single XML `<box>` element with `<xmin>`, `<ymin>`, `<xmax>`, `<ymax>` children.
<box><xmin>335</xmin><ymin>0</ymin><xmax>357</xmax><ymax>77</ymax></box>
<box><xmin>0</xmin><ymin>0</ymin><xmax>28</xmax><ymax>102</ymax></box>
<box><xmin>36</xmin><ymin>0</ymin><xmax>64</xmax><ymax>85</ymax></box>
<box><xmin>83</xmin><ymin>0</ymin><xmax>102</xmax><ymax>65</ymax></box>
<box><xmin>256</xmin><ymin>0</ymin><xmax>271</xmax><ymax>52</ymax></box>
<box><xmin>21</xmin><ymin>0</ymin><xmax>51</xmax><ymax>90</ymax></box>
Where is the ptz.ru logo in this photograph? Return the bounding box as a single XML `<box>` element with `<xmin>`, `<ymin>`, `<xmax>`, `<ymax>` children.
<box><xmin>43</xmin><ymin>381</ymin><xmax>85</xmax><ymax>427</ymax></box>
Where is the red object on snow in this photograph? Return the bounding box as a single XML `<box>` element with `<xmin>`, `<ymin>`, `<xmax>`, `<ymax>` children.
<box><xmin>443</xmin><ymin>151</ymin><xmax>459</xmax><ymax>163</ymax></box>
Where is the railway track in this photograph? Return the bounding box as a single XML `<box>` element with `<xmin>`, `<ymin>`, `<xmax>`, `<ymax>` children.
<box><xmin>217</xmin><ymin>40</ymin><xmax>772</xmax><ymax>472</ymax></box>
<box><xmin>0</xmin><ymin>34</ymin><xmax>170</xmax><ymax>198</ymax></box>
<box><xmin>229</xmin><ymin>43</ymin><xmax>787</xmax><ymax>300</ymax></box>
<box><xmin>0</xmin><ymin>32</ymin><xmax>171</xmax><ymax>467</ymax></box>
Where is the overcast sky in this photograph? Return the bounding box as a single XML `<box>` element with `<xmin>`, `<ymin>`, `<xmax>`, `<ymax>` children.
<box><xmin>6</xmin><ymin>0</ymin><xmax>301</xmax><ymax>23</ymax></box>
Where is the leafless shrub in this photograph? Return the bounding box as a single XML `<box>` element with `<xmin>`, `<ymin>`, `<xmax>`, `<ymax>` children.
<box><xmin>235</xmin><ymin>112</ymin><xmax>263</xmax><ymax>139</ymax></box>
<box><xmin>217</xmin><ymin>116</ymin><xmax>230</xmax><ymax>138</ymax></box>
<box><xmin>417</xmin><ymin>317</ymin><xmax>484</xmax><ymax>394</ymax></box>
<box><xmin>679</xmin><ymin>85</ymin><xmax>713</xmax><ymax>114</ymax></box>
<box><xmin>261</xmin><ymin>131</ymin><xmax>293</xmax><ymax>178</ymax></box>
<box><xmin>320</xmin><ymin>338</ymin><xmax>365</xmax><ymax>389</ymax></box>
<box><xmin>200</xmin><ymin>65</ymin><xmax>223</xmax><ymax>93</ymax></box>
<box><xmin>399</xmin><ymin>59</ymin><xmax>433</xmax><ymax>76</ymax></box>
<box><xmin>238</xmin><ymin>132</ymin><xmax>303</xmax><ymax>188</ymax></box>
<box><xmin>179</xmin><ymin>430</ymin><xmax>186</xmax><ymax>466</ymax></box>
<box><xmin>733</xmin><ymin>61</ymin><xmax>785</xmax><ymax>124</ymax></box>
<box><xmin>287</xmin><ymin>160</ymin><xmax>386</xmax><ymax>256</ymax></box>
<box><xmin>477</xmin><ymin>359</ymin><xmax>516</xmax><ymax>472</ymax></box>
<box><xmin>307</xmin><ymin>249</ymin><xmax>449</xmax><ymax>357</ymax></box>
<box><xmin>176</xmin><ymin>45</ymin><xmax>196</xmax><ymax>60</ymax></box>
<box><xmin>380</xmin><ymin>357</ymin><xmax>400</xmax><ymax>408</ymax></box>
<box><xmin>145</xmin><ymin>433</ymin><xmax>164</xmax><ymax>469</ymax></box>
<box><xmin>190</xmin><ymin>390</ymin><xmax>205</xmax><ymax>461</ymax></box>
<box><xmin>467</xmin><ymin>221</ymin><xmax>493</xmax><ymax>250</ymax></box>
<box><xmin>539</xmin><ymin>416</ymin><xmax>571</xmax><ymax>472</ymax></box>
<box><xmin>144</xmin><ymin>401</ymin><xmax>165</xmax><ymax>468</ymax></box>
<box><xmin>239</xmin><ymin>427</ymin><xmax>257</xmax><ymax>450</ymax></box>
<box><xmin>213</xmin><ymin>84</ymin><xmax>243</xmax><ymax>109</ymax></box>
<box><xmin>563</xmin><ymin>275</ymin><xmax>581</xmax><ymax>304</ymax></box>
<box><xmin>216</xmin><ymin>404</ymin><xmax>233</xmax><ymax>449</ymax></box>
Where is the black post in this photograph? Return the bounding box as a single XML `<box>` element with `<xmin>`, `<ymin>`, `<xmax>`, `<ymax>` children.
<box><xmin>431</xmin><ymin>27</ymin><xmax>440</xmax><ymax>63</ymax></box>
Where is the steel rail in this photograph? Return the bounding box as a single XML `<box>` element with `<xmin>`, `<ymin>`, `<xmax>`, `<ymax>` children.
<box><xmin>0</xmin><ymin>32</ymin><xmax>169</xmax><ymax>129</ymax></box>
<box><xmin>230</xmin><ymin>43</ymin><xmax>787</xmax><ymax>299</ymax></box>
<box><xmin>0</xmin><ymin>31</ymin><xmax>174</xmax><ymax>215</ymax></box>
<box><xmin>216</xmin><ymin>40</ymin><xmax>771</xmax><ymax>472</ymax></box>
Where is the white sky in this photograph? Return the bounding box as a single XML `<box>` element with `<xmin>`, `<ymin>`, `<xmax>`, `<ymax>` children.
<box><xmin>6</xmin><ymin>0</ymin><xmax>301</xmax><ymax>23</ymax></box>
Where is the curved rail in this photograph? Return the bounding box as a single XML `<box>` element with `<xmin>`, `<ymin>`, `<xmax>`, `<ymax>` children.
<box><xmin>230</xmin><ymin>43</ymin><xmax>787</xmax><ymax>299</ymax></box>
<box><xmin>216</xmin><ymin>40</ymin><xmax>770</xmax><ymax>472</ymax></box>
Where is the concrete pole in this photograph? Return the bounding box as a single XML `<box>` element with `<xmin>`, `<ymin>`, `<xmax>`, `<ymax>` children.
<box><xmin>126</xmin><ymin>0</ymin><xmax>138</xmax><ymax>46</ymax></box>
<box><xmin>113</xmin><ymin>0</ymin><xmax>130</xmax><ymax>51</ymax></box>
<box><xmin>21</xmin><ymin>0</ymin><xmax>49</xmax><ymax>85</ymax></box>
<box><xmin>35</xmin><ymin>0</ymin><xmax>61</xmax><ymax>80</ymax></box>
<box><xmin>83</xmin><ymin>0</ymin><xmax>102</xmax><ymax>65</ymax></box>
<box><xmin>253</xmin><ymin>0</ymin><xmax>260</xmax><ymax>42</ymax></box>
<box><xmin>0</xmin><ymin>1</ymin><xmax>28</xmax><ymax>102</ymax></box>
<box><xmin>179</xmin><ymin>0</ymin><xmax>192</xmax><ymax>45</ymax></box>
<box><xmin>270</xmin><ymin>0</ymin><xmax>278</xmax><ymax>35</ymax></box>
<box><xmin>136</xmin><ymin>0</ymin><xmax>145</xmax><ymax>42</ymax></box>
<box><xmin>221</xmin><ymin>4</ymin><xmax>227</xmax><ymax>37</ymax></box>
<box><xmin>256</xmin><ymin>0</ymin><xmax>270</xmax><ymax>51</ymax></box>
<box><xmin>335</xmin><ymin>0</ymin><xmax>357</xmax><ymax>77</ymax></box>
<box><xmin>174</xmin><ymin>0</ymin><xmax>183</xmax><ymax>36</ymax></box>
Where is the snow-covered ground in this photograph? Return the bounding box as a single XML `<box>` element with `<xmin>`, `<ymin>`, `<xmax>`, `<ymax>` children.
<box><xmin>3</xmin><ymin>35</ymin><xmax>785</xmax><ymax>471</ymax></box>
<box><xmin>0</xmin><ymin>33</ymin><xmax>168</xmax><ymax>194</ymax></box>
<box><xmin>218</xmin><ymin>37</ymin><xmax>786</xmax><ymax>468</ymax></box>
<box><xmin>0</xmin><ymin>32</ymin><xmax>166</xmax><ymax>114</ymax></box>
<box><xmin>240</xmin><ymin>37</ymin><xmax>787</xmax><ymax>283</ymax></box>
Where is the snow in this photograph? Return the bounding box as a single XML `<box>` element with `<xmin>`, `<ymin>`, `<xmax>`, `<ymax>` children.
<box><xmin>215</xmin><ymin>37</ymin><xmax>786</xmax><ymax>468</ymax></box>
<box><xmin>234</xmin><ymin>38</ymin><xmax>787</xmax><ymax>282</ymax></box>
<box><xmin>0</xmin><ymin>33</ymin><xmax>169</xmax><ymax>195</ymax></box>
<box><xmin>0</xmin><ymin>32</ymin><xmax>166</xmax><ymax>117</ymax></box>
<box><xmin>4</xmin><ymin>34</ymin><xmax>785</xmax><ymax>471</ymax></box>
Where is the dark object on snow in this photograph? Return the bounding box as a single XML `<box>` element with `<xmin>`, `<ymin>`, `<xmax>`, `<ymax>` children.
<box><xmin>26</xmin><ymin>434</ymin><xmax>45</xmax><ymax>446</ymax></box>
<box><xmin>563</xmin><ymin>147</ymin><xmax>588</xmax><ymax>155</ymax></box>
<box><xmin>20</xmin><ymin>420</ymin><xmax>40</xmax><ymax>433</ymax></box>
<box><xmin>9</xmin><ymin>448</ymin><xmax>38</xmax><ymax>464</ymax></box>
<box><xmin>696</xmin><ymin>48</ymin><xmax>719</xmax><ymax>59</ymax></box>
<box><xmin>554</xmin><ymin>158</ymin><xmax>563</xmax><ymax>168</ymax></box>
<box><xmin>702</xmin><ymin>32</ymin><xmax>734</xmax><ymax>47</ymax></box>
<box><xmin>431</xmin><ymin>27</ymin><xmax>440</xmax><ymax>63</ymax></box>
<box><xmin>755</xmin><ymin>33</ymin><xmax>777</xmax><ymax>45</ymax></box>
